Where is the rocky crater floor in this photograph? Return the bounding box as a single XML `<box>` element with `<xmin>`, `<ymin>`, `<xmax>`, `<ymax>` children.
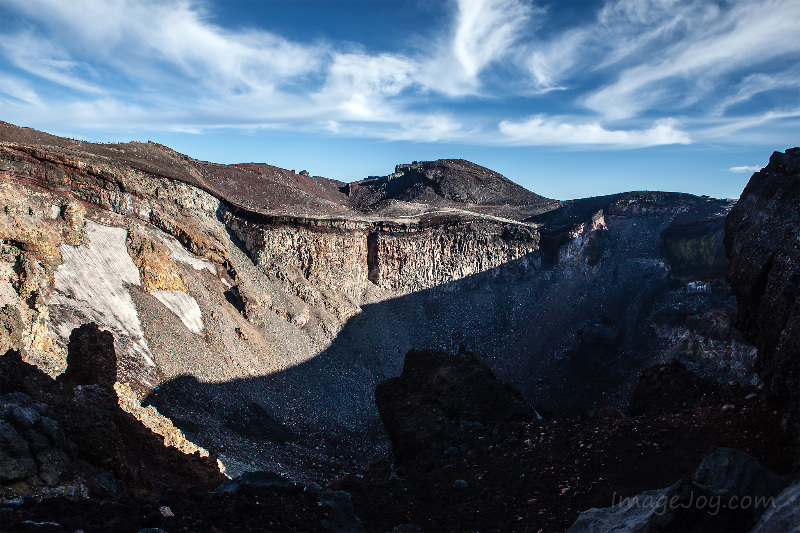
<box><xmin>0</xmin><ymin>121</ymin><xmax>797</xmax><ymax>531</ymax></box>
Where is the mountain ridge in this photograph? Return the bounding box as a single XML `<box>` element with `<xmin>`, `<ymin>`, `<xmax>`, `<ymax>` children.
<box><xmin>0</xmin><ymin>121</ymin><xmax>557</xmax><ymax>223</ymax></box>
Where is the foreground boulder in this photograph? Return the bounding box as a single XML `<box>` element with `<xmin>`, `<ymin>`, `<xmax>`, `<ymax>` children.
<box><xmin>567</xmin><ymin>478</ymin><xmax>752</xmax><ymax>533</ymax></box>
<box><xmin>693</xmin><ymin>447</ymin><xmax>790</xmax><ymax>504</ymax></box>
<box><xmin>629</xmin><ymin>359</ymin><xmax>752</xmax><ymax>416</ymax></box>
<box><xmin>568</xmin><ymin>448</ymin><xmax>793</xmax><ymax>533</ymax></box>
<box><xmin>57</xmin><ymin>323</ymin><xmax>117</xmax><ymax>388</ymax></box>
<box><xmin>342</xmin><ymin>348</ymin><xmax>793</xmax><ymax>531</ymax></box>
<box><xmin>724</xmin><ymin>147</ymin><xmax>800</xmax><ymax>439</ymax></box>
<box><xmin>751</xmin><ymin>481</ymin><xmax>800</xmax><ymax>533</ymax></box>
<box><xmin>375</xmin><ymin>346</ymin><xmax>535</xmax><ymax>463</ymax></box>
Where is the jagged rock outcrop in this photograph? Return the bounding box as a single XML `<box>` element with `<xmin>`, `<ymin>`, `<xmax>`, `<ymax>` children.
<box><xmin>0</xmin><ymin>324</ymin><xmax>225</xmax><ymax>502</ymax></box>
<box><xmin>126</xmin><ymin>226</ymin><xmax>188</xmax><ymax>293</ymax></box>
<box><xmin>375</xmin><ymin>347</ymin><xmax>535</xmax><ymax>463</ymax></box>
<box><xmin>693</xmin><ymin>447</ymin><xmax>790</xmax><ymax>503</ymax></box>
<box><xmin>751</xmin><ymin>481</ymin><xmax>800</xmax><ymax>533</ymax></box>
<box><xmin>339</xmin><ymin>345</ymin><xmax>794</xmax><ymax>531</ymax></box>
<box><xmin>725</xmin><ymin>147</ymin><xmax>800</xmax><ymax>439</ymax></box>
<box><xmin>57</xmin><ymin>323</ymin><xmax>117</xmax><ymax>388</ymax></box>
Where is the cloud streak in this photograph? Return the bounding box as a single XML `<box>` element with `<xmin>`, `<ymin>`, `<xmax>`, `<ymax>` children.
<box><xmin>498</xmin><ymin>116</ymin><xmax>691</xmax><ymax>148</ymax></box>
<box><xmin>0</xmin><ymin>0</ymin><xmax>797</xmax><ymax>149</ymax></box>
<box><xmin>729</xmin><ymin>165</ymin><xmax>762</xmax><ymax>173</ymax></box>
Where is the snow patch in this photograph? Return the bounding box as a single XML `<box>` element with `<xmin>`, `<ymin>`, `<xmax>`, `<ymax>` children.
<box><xmin>151</xmin><ymin>290</ymin><xmax>204</xmax><ymax>334</ymax></box>
<box><xmin>158</xmin><ymin>234</ymin><xmax>216</xmax><ymax>273</ymax></box>
<box><xmin>49</xmin><ymin>221</ymin><xmax>156</xmax><ymax>386</ymax></box>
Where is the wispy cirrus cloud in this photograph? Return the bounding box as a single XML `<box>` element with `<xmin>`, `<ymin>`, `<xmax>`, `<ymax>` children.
<box><xmin>581</xmin><ymin>0</ymin><xmax>800</xmax><ymax>119</ymax></box>
<box><xmin>713</xmin><ymin>70</ymin><xmax>800</xmax><ymax>116</ymax></box>
<box><xmin>417</xmin><ymin>0</ymin><xmax>537</xmax><ymax>96</ymax></box>
<box><xmin>498</xmin><ymin>116</ymin><xmax>690</xmax><ymax>148</ymax></box>
<box><xmin>0</xmin><ymin>0</ymin><xmax>797</xmax><ymax>150</ymax></box>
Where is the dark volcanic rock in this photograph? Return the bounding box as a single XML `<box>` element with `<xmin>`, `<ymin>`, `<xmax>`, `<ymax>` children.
<box><xmin>57</xmin><ymin>323</ymin><xmax>117</xmax><ymax>388</ymax></box>
<box><xmin>0</xmin><ymin>327</ymin><xmax>225</xmax><ymax>503</ymax></box>
<box><xmin>724</xmin><ymin>147</ymin><xmax>800</xmax><ymax>439</ymax></box>
<box><xmin>349</xmin><ymin>159</ymin><xmax>550</xmax><ymax>210</ymax></box>
<box><xmin>342</xmin><ymin>352</ymin><xmax>793</xmax><ymax>532</ymax></box>
<box><xmin>374</xmin><ymin>347</ymin><xmax>534</xmax><ymax>463</ymax></box>
<box><xmin>628</xmin><ymin>360</ymin><xmax>750</xmax><ymax>417</ymax></box>
<box><xmin>569</xmin><ymin>448</ymin><xmax>790</xmax><ymax>533</ymax></box>
<box><xmin>751</xmin><ymin>481</ymin><xmax>800</xmax><ymax>533</ymax></box>
<box><xmin>568</xmin><ymin>478</ymin><xmax>755</xmax><ymax>533</ymax></box>
<box><xmin>692</xmin><ymin>447</ymin><xmax>790</xmax><ymax>504</ymax></box>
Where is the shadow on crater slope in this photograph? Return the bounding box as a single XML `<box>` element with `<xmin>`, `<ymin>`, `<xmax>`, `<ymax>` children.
<box><xmin>144</xmin><ymin>193</ymin><xmax>746</xmax><ymax>483</ymax></box>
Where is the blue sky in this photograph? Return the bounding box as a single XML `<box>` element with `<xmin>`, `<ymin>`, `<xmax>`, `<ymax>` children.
<box><xmin>0</xmin><ymin>0</ymin><xmax>798</xmax><ymax>200</ymax></box>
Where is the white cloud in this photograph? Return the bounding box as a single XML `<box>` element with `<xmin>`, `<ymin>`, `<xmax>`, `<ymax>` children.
<box><xmin>729</xmin><ymin>165</ymin><xmax>761</xmax><ymax>173</ymax></box>
<box><xmin>583</xmin><ymin>0</ymin><xmax>800</xmax><ymax>119</ymax></box>
<box><xmin>498</xmin><ymin>116</ymin><xmax>691</xmax><ymax>148</ymax></box>
<box><xmin>1</xmin><ymin>0</ymin><xmax>322</xmax><ymax>96</ymax></box>
<box><xmin>452</xmin><ymin>0</ymin><xmax>531</xmax><ymax>79</ymax></box>
<box><xmin>419</xmin><ymin>0</ymin><xmax>536</xmax><ymax>96</ymax></box>
<box><xmin>385</xmin><ymin>114</ymin><xmax>467</xmax><ymax>143</ymax></box>
<box><xmin>0</xmin><ymin>73</ymin><xmax>42</xmax><ymax>105</ymax></box>
<box><xmin>698</xmin><ymin>107</ymin><xmax>800</xmax><ymax>140</ymax></box>
<box><xmin>714</xmin><ymin>71</ymin><xmax>800</xmax><ymax>116</ymax></box>
<box><xmin>0</xmin><ymin>33</ymin><xmax>105</xmax><ymax>94</ymax></box>
<box><xmin>314</xmin><ymin>53</ymin><xmax>418</xmax><ymax>121</ymax></box>
<box><xmin>525</xmin><ymin>0</ymin><xmax>717</xmax><ymax>92</ymax></box>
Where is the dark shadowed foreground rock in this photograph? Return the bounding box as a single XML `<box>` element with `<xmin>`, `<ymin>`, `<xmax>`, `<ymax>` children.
<box><xmin>568</xmin><ymin>448</ymin><xmax>793</xmax><ymax>533</ymax></box>
<box><xmin>0</xmin><ymin>323</ymin><xmax>363</xmax><ymax>532</ymax></box>
<box><xmin>693</xmin><ymin>447</ymin><xmax>790</xmax><ymax>503</ymax></box>
<box><xmin>339</xmin><ymin>348</ymin><xmax>793</xmax><ymax>531</ymax></box>
<box><xmin>375</xmin><ymin>346</ymin><xmax>535</xmax><ymax>463</ymax></box>
<box><xmin>0</xmin><ymin>324</ymin><xmax>225</xmax><ymax>504</ymax></box>
<box><xmin>725</xmin><ymin>147</ymin><xmax>800</xmax><ymax>439</ymax></box>
<box><xmin>57</xmin><ymin>323</ymin><xmax>117</xmax><ymax>388</ymax></box>
<box><xmin>567</xmin><ymin>478</ymin><xmax>752</xmax><ymax>533</ymax></box>
<box><xmin>629</xmin><ymin>359</ymin><xmax>753</xmax><ymax>417</ymax></box>
<box><xmin>751</xmin><ymin>481</ymin><xmax>800</xmax><ymax>533</ymax></box>
<box><xmin>214</xmin><ymin>471</ymin><xmax>363</xmax><ymax>532</ymax></box>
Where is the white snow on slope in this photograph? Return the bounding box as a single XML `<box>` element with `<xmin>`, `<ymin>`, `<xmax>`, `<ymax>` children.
<box><xmin>49</xmin><ymin>221</ymin><xmax>157</xmax><ymax>385</ymax></box>
<box><xmin>152</xmin><ymin>289</ymin><xmax>204</xmax><ymax>334</ymax></box>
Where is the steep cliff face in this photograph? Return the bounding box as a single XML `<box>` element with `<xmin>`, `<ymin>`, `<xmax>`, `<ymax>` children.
<box><xmin>225</xmin><ymin>211</ymin><xmax>540</xmax><ymax>301</ymax></box>
<box><xmin>366</xmin><ymin>221</ymin><xmax>539</xmax><ymax>295</ymax></box>
<box><xmin>725</xmin><ymin>147</ymin><xmax>800</xmax><ymax>439</ymax></box>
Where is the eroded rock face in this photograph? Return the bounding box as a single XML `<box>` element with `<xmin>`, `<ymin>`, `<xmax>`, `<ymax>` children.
<box><xmin>725</xmin><ymin>147</ymin><xmax>800</xmax><ymax>439</ymax></box>
<box><xmin>367</xmin><ymin>221</ymin><xmax>539</xmax><ymax>295</ymax></box>
<box><xmin>126</xmin><ymin>227</ymin><xmax>188</xmax><ymax>293</ymax></box>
